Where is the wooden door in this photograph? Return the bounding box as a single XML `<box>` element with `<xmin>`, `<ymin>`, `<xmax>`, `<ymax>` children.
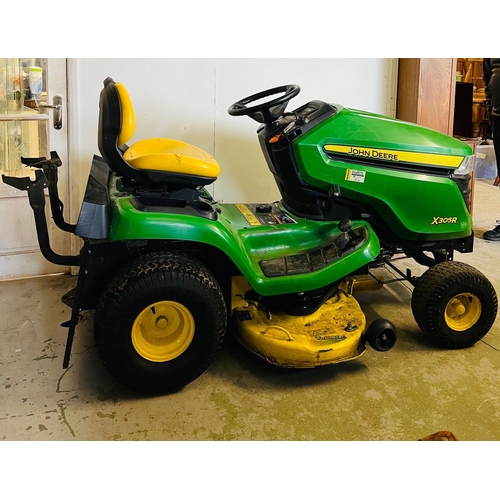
<box><xmin>396</xmin><ymin>58</ymin><xmax>457</xmax><ymax>135</ymax></box>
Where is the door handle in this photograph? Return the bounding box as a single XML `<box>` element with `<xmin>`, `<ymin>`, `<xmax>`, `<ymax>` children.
<box><xmin>39</xmin><ymin>95</ymin><xmax>63</xmax><ymax>130</ymax></box>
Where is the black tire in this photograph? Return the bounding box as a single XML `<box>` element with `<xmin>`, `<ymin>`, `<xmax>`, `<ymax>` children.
<box><xmin>411</xmin><ymin>261</ymin><xmax>498</xmax><ymax>349</ymax></box>
<box><xmin>94</xmin><ymin>251</ymin><xmax>227</xmax><ymax>394</ymax></box>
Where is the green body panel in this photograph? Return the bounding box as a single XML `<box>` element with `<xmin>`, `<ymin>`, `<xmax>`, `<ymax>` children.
<box><xmin>293</xmin><ymin>107</ymin><xmax>473</xmax><ymax>240</ymax></box>
<box><xmin>108</xmin><ymin>175</ymin><xmax>379</xmax><ymax>296</ymax></box>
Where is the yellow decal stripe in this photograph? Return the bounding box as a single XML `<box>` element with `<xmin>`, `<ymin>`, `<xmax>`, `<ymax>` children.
<box><xmin>235</xmin><ymin>204</ymin><xmax>261</xmax><ymax>226</ymax></box>
<box><xmin>324</xmin><ymin>145</ymin><xmax>463</xmax><ymax>168</ymax></box>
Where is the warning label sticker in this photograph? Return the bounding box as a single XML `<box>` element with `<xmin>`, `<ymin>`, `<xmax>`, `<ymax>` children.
<box><xmin>345</xmin><ymin>169</ymin><xmax>366</xmax><ymax>183</ymax></box>
<box><xmin>235</xmin><ymin>203</ymin><xmax>296</xmax><ymax>226</ymax></box>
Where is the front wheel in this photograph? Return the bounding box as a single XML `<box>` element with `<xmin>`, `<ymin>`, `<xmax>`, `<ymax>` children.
<box><xmin>411</xmin><ymin>261</ymin><xmax>498</xmax><ymax>349</ymax></box>
<box><xmin>94</xmin><ymin>251</ymin><xmax>227</xmax><ymax>394</ymax></box>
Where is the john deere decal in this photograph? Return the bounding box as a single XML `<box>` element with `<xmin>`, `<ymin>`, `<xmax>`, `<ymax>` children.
<box><xmin>324</xmin><ymin>145</ymin><xmax>463</xmax><ymax>168</ymax></box>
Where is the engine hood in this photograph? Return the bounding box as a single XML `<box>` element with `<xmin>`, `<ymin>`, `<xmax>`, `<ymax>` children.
<box><xmin>314</xmin><ymin>106</ymin><xmax>472</xmax><ymax>169</ymax></box>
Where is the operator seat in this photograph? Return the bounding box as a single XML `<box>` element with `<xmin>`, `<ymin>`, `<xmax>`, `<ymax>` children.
<box><xmin>98</xmin><ymin>77</ymin><xmax>220</xmax><ymax>187</ymax></box>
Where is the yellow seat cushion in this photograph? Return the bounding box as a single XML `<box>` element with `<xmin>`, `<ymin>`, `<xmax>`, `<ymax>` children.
<box><xmin>123</xmin><ymin>138</ymin><xmax>220</xmax><ymax>178</ymax></box>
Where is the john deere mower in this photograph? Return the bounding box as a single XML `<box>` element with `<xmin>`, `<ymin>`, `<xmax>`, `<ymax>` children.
<box><xmin>3</xmin><ymin>79</ymin><xmax>498</xmax><ymax>393</ymax></box>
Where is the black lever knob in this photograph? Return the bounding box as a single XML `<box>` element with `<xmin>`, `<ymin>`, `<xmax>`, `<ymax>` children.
<box><xmin>337</xmin><ymin>219</ymin><xmax>358</xmax><ymax>241</ymax></box>
<box><xmin>336</xmin><ymin>232</ymin><xmax>351</xmax><ymax>250</ymax></box>
<box><xmin>338</xmin><ymin>218</ymin><xmax>358</xmax><ymax>240</ymax></box>
<box><xmin>338</xmin><ymin>218</ymin><xmax>352</xmax><ymax>232</ymax></box>
<box><xmin>256</xmin><ymin>204</ymin><xmax>272</xmax><ymax>214</ymax></box>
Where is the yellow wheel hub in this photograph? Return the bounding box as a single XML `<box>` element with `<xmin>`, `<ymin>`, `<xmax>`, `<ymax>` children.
<box><xmin>131</xmin><ymin>301</ymin><xmax>195</xmax><ymax>362</ymax></box>
<box><xmin>444</xmin><ymin>293</ymin><xmax>481</xmax><ymax>331</ymax></box>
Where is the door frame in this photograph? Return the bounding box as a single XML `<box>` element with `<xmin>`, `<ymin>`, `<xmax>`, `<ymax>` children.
<box><xmin>0</xmin><ymin>58</ymin><xmax>72</xmax><ymax>280</ymax></box>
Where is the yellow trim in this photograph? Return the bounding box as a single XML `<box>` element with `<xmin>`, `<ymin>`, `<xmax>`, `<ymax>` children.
<box><xmin>324</xmin><ymin>144</ymin><xmax>463</xmax><ymax>168</ymax></box>
<box><xmin>131</xmin><ymin>300</ymin><xmax>195</xmax><ymax>362</ymax></box>
<box><xmin>235</xmin><ymin>204</ymin><xmax>261</xmax><ymax>226</ymax></box>
<box><xmin>444</xmin><ymin>293</ymin><xmax>482</xmax><ymax>331</ymax></box>
<box><xmin>115</xmin><ymin>82</ymin><xmax>136</xmax><ymax>146</ymax></box>
<box><xmin>123</xmin><ymin>138</ymin><xmax>221</xmax><ymax>178</ymax></box>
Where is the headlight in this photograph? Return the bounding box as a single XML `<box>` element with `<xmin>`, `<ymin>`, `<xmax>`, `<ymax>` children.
<box><xmin>452</xmin><ymin>155</ymin><xmax>475</xmax><ymax>177</ymax></box>
<box><xmin>451</xmin><ymin>155</ymin><xmax>474</xmax><ymax>212</ymax></box>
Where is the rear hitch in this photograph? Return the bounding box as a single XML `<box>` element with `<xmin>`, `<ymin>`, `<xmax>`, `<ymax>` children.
<box><xmin>3</xmin><ymin>159</ymin><xmax>84</xmax><ymax>368</ymax></box>
<box><xmin>2</xmin><ymin>168</ymin><xmax>79</xmax><ymax>267</ymax></box>
<box><xmin>20</xmin><ymin>151</ymin><xmax>77</xmax><ymax>234</ymax></box>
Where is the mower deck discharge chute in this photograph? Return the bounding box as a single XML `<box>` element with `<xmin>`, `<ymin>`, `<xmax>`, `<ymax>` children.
<box><xmin>3</xmin><ymin>79</ymin><xmax>497</xmax><ymax>394</ymax></box>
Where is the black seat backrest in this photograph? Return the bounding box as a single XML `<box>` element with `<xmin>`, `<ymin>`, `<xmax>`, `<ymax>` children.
<box><xmin>98</xmin><ymin>77</ymin><xmax>143</xmax><ymax>182</ymax></box>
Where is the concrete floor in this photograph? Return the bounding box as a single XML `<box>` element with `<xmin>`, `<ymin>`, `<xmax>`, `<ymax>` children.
<box><xmin>1</xmin><ymin>179</ymin><xmax>499</xmax><ymax>442</ymax></box>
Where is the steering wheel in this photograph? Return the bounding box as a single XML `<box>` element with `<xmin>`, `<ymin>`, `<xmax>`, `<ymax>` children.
<box><xmin>228</xmin><ymin>84</ymin><xmax>300</xmax><ymax>124</ymax></box>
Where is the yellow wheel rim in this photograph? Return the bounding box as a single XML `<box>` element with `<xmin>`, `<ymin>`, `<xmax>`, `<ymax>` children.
<box><xmin>444</xmin><ymin>293</ymin><xmax>481</xmax><ymax>331</ymax></box>
<box><xmin>131</xmin><ymin>301</ymin><xmax>195</xmax><ymax>362</ymax></box>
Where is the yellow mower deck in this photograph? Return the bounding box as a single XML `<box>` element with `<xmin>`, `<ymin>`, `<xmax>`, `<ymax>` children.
<box><xmin>230</xmin><ymin>276</ymin><xmax>367</xmax><ymax>368</ymax></box>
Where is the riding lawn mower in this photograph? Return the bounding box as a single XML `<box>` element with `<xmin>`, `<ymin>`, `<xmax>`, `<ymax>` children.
<box><xmin>3</xmin><ymin>79</ymin><xmax>498</xmax><ymax>394</ymax></box>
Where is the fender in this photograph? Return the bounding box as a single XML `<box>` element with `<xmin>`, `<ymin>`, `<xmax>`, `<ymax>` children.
<box><xmin>107</xmin><ymin>174</ymin><xmax>380</xmax><ymax>296</ymax></box>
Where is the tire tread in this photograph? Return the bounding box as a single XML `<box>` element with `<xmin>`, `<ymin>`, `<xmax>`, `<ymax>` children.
<box><xmin>94</xmin><ymin>251</ymin><xmax>227</xmax><ymax>393</ymax></box>
<box><xmin>411</xmin><ymin>261</ymin><xmax>497</xmax><ymax>349</ymax></box>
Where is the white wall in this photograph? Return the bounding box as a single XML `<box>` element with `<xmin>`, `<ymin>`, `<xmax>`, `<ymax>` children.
<box><xmin>68</xmin><ymin>58</ymin><xmax>397</xmax><ymax>217</ymax></box>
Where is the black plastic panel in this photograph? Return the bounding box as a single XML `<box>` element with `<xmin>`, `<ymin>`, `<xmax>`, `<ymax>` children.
<box><xmin>75</xmin><ymin>155</ymin><xmax>111</xmax><ymax>239</ymax></box>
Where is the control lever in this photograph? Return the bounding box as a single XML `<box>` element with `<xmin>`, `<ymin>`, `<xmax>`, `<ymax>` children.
<box><xmin>338</xmin><ymin>218</ymin><xmax>359</xmax><ymax>241</ymax></box>
<box><xmin>336</xmin><ymin>218</ymin><xmax>360</xmax><ymax>251</ymax></box>
<box><xmin>336</xmin><ymin>232</ymin><xmax>351</xmax><ymax>250</ymax></box>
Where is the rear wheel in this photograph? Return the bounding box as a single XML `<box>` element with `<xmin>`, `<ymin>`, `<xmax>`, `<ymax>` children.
<box><xmin>411</xmin><ymin>261</ymin><xmax>497</xmax><ymax>348</ymax></box>
<box><xmin>94</xmin><ymin>251</ymin><xmax>227</xmax><ymax>394</ymax></box>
